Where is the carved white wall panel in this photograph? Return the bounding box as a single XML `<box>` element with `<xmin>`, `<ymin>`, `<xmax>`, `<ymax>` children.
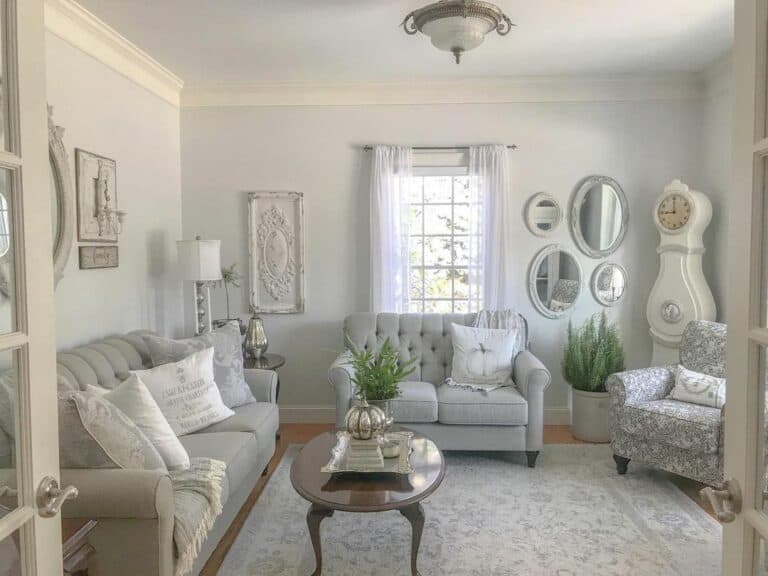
<box><xmin>248</xmin><ymin>191</ymin><xmax>305</xmax><ymax>313</ymax></box>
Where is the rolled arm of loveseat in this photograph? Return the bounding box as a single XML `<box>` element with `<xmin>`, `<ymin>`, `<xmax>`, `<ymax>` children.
<box><xmin>244</xmin><ymin>368</ymin><xmax>278</xmax><ymax>403</ymax></box>
<box><xmin>329</xmin><ymin>351</ymin><xmax>356</xmax><ymax>428</ymax></box>
<box><xmin>513</xmin><ymin>350</ymin><xmax>551</xmax><ymax>452</ymax></box>
<box><xmin>605</xmin><ymin>366</ymin><xmax>676</xmax><ymax>406</ymax></box>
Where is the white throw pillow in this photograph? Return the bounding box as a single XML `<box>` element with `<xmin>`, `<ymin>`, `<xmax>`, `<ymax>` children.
<box><xmin>667</xmin><ymin>365</ymin><xmax>726</xmax><ymax>409</ymax></box>
<box><xmin>132</xmin><ymin>347</ymin><xmax>234</xmax><ymax>435</ymax></box>
<box><xmin>104</xmin><ymin>374</ymin><xmax>190</xmax><ymax>470</ymax></box>
<box><xmin>450</xmin><ymin>323</ymin><xmax>518</xmax><ymax>385</ymax></box>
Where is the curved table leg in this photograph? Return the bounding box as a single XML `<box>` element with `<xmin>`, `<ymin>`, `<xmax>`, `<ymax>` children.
<box><xmin>399</xmin><ymin>502</ymin><xmax>425</xmax><ymax>576</ymax></box>
<box><xmin>307</xmin><ymin>503</ymin><xmax>334</xmax><ymax>576</ymax></box>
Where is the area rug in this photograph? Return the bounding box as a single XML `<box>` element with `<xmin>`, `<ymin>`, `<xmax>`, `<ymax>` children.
<box><xmin>218</xmin><ymin>444</ymin><xmax>721</xmax><ymax>576</ymax></box>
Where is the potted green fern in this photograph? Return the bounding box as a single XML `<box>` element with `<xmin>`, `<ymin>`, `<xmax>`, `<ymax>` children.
<box><xmin>347</xmin><ymin>338</ymin><xmax>417</xmax><ymax>429</ymax></box>
<box><xmin>562</xmin><ymin>312</ymin><xmax>625</xmax><ymax>442</ymax></box>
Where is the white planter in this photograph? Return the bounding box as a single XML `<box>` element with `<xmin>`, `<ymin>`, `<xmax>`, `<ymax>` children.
<box><xmin>571</xmin><ymin>388</ymin><xmax>611</xmax><ymax>443</ymax></box>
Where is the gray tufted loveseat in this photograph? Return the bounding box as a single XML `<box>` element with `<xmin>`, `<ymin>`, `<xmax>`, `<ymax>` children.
<box><xmin>329</xmin><ymin>313</ymin><xmax>551</xmax><ymax>467</ymax></box>
<box><xmin>606</xmin><ymin>320</ymin><xmax>726</xmax><ymax>487</ymax></box>
<box><xmin>0</xmin><ymin>330</ymin><xmax>279</xmax><ymax>576</ymax></box>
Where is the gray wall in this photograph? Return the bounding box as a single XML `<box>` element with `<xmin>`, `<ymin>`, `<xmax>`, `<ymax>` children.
<box><xmin>181</xmin><ymin>97</ymin><xmax>706</xmax><ymax>419</ymax></box>
<box><xmin>47</xmin><ymin>33</ymin><xmax>185</xmax><ymax>349</ymax></box>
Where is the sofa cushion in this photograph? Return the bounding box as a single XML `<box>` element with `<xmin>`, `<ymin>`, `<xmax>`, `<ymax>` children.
<box><xmin>391</xmin><ymin>381</ymin><xmax>438</xmax><ymax>423</ymax></box>
<box><xmin>620</xmin><ymin>399</ymin><xmax>721</xmax><ymax>454</ymax></box>
<box><xmin>198</xmin><ymin>402</ymin><xmax>279</xmax><ymax>456</ymax></box>
<box><xmin>437</xmin><ymin>385</ymin><xmax>528</xmax><ymax>426</ymax></box>
<box><xmin>178</xmin><ymin>431</ymin><xmax>258</xmax><ymax>504</ymax></box>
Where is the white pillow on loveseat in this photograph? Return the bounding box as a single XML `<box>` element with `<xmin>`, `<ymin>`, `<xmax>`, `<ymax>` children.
<box><xmin>450</xmin><ymin>323</ymin><xmax>518</xmax><ymax>387</ymax></box>
<box><xmin>132</xmin><ymin>347</ymin><xmax>234</xmax><ymax>436</ymax></box>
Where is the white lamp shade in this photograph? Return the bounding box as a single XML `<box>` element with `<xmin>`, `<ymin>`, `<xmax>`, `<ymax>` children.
<box><xmin>176</xmin><ymin>239</ymin><xmax>221</xmax><ymax>281</ymax></box>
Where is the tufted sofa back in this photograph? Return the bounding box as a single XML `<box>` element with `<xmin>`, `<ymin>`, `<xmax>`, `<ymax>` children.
<box><xmin>56</xmin><ymin>330</ymin><xmax>157</xmax><ymax>391</ymax></box>
<box><xmin>343</xmin><ymin>313</ymin><xmax>528</xmax><ymax>386</ymax></box>
<box><xmin>680</xmin><ymin>320</ymin><xmax>727</xmax><ymax>379</ymax></box>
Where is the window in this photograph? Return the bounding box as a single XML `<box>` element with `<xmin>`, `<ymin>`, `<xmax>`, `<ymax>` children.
<box><xmin>406</xmin><ymin>167</ymin><xmax>482</xmax><ymax>313</ymax></box>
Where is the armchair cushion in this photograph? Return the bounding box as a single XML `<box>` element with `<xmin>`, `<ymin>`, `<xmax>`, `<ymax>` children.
<box><xmin>619</xmin><ymin>399</ymin><xmax>721</xmax><ymax>454</ymax></box>
<box><xmin>391</xmin><ymin>381</ymin><xmax>438</xmax><ymax>423</ymax></box>
<box><xmin>437</xmin><ymin>385</ymin><xmax>527</xmax><ymax>426</ymax></box>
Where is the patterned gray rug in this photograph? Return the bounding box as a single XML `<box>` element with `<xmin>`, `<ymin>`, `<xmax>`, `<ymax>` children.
<box><xmin>218</xmin><ymin>444</ymin><xmax>720</xmax><ymax>576</ymax></box>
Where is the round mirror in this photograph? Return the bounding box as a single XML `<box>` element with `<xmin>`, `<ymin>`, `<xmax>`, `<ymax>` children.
<box><xmin>525</xmin><ymin>192</ymin><xmax>562</xmax><ymax>236</ymax></box>
<box><xmin>48</xmin><ymin>107</ymin><xmax>75</xmax><ymax>287</ymax></box>
<box><xmin>591</xmin><ymin>262</ymin><xmax>628</xmax><ymax>306</ymax></box>
<box><xmin>528</xmin><ymin>244</ymin><xmax>582</xmax><ymax>318</ymax></box>
<box><xmin>570</xmin><ymin>175</ymin><xmax>628</xmax><ymax>258</ymax></box>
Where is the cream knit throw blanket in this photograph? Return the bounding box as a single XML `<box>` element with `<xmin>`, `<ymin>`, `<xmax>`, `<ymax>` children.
<box><xmin>171</xmin><ymin>457</ymin><xmax>227</xmax><ymax>576</ymax></box>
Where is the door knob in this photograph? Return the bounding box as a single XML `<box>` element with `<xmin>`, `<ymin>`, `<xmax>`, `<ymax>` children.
<box><xmin>36</xmin><ymin>476</ymin><xmax>78</xmax><ymax>518</ymax></box>
<box><xmin>700</xmin><ymin>478</ymin><xmax>742</xmax><ymax>523</ymax></box>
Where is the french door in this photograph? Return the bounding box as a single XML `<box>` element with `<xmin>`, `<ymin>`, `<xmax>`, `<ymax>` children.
<box><xmin>0</xmin><ymin>0</ymin><xmax>65</xmax><ymax>574</ymax></box>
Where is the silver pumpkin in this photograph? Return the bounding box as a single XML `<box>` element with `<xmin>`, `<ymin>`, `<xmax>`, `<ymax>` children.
<box><xmin>344</xmin><ymin>399</ymin><xmax>387</xmax><ymax>440</ymax></box>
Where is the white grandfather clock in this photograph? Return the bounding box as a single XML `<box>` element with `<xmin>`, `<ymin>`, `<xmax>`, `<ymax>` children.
<box><xmin>647</xmin><ymin>179</ymin><xmax>716</xmax><ymax>365</ymax></box>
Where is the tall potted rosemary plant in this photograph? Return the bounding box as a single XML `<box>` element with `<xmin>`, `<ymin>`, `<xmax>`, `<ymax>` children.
<box><xmin>562</xmin><ymin>312</ymin><xmax>625</xmax><ymax>442</ymax></box>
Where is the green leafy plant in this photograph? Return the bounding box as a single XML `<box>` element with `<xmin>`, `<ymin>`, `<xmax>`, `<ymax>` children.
<box><xmin>347</xmin><ymin>337</ymin><xmax>417</xmax><ymax>401</ymax></box>
<box><xmin>562</xmin><ymin>312</ymin><xmax>625</xmax><ymax>393</ymax></box>
<box><xmin>215</xmin><ymin>263</ymin><xmax>242</xmax><ymax>319</ymax></box>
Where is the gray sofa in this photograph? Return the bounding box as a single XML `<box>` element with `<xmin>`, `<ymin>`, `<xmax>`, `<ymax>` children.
<box><xmin>606</xmin><ymin>320</ymin><xmax>726</xmax><ymax>487</ymax></box>
<box><xmin>329</xmin><ymin>313</ymin><xmax>551</xmax><ymax>466</ymax></box>
<box><xmin>51</xmin><ymin>330</ymin><xmax>279</xmax><ymax>576</ymax></box>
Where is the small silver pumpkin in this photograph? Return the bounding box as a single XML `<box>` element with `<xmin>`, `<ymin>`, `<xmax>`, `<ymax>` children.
<box><xmin>344</xmin><ymin>398</ymin><xmax>387</xmax><ymax>440</ymax></box>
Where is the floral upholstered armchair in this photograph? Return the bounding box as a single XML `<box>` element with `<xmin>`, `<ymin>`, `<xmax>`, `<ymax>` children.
<box><xmin>606</xmin><ymin>320</ymin><xmax>726</xmax><ymax>487</ymax></box>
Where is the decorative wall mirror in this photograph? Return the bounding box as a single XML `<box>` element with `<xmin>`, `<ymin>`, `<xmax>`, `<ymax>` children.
<box><xmin>590</xmin><ymin>262</ymin><xmax>628</xmax><ymax>306</ymax></box>
<box><xmin>48</xmin><ymin>106</ymin><xmax>75</xmax><ymax>287</ymax></box>
<box><xmin>525</xmin><ymin>192</ymin><xmax>562</xmax><ymax>236</ymax></box>
<box><xmin>570</xmin><ymin>175</ymin><xmax>628</xmax><ymax>258</ymax></box>
<box><xmin>528</xmin><ymin>244</ymin><xmax>582</xmax><ymax>318</ymax></box>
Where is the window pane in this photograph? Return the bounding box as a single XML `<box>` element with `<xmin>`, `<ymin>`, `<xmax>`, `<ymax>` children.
<box><xmin>760</xmin><ymin>347</ymin><xmax>768</xmax><ymax>517</ymax></box>
<box><xmin>407</xmin><ymin>301</ymin><xmax>423</xmax><ymax>313</ymax></box>
<box><xmin>452</xmin><ymin>204</ymin><xmax>471</xmax><ymax>234</ymax></box>
<box><xmin>424</xmin><ymin>237</ymin><xmax>452</xmax><ymax>266</ymax></box>
<box><xmin>423</xmin><ymin>176</ymin><xmax>452</xmax><ymax>203</ymax></box>
<box><xmin>424</xmin><ymin>268</ymin><xmax>451</xmax><ymax>299</ymax></box>
<box><xmin>424</xmin><ymin>205</ymin><xmax>453</xmax><ymax>235</ymax></box>
<box><xmin>453</xmin><ymin>269</ymin><xmax>470</xmax><ymax>299</ymax></box>
<box><xmin>409</xmin><ymin>268</ymin><xmax>423</xmax><ymax>301</ymax></box>
<box><xmin>453</xmin><ymin>300</ymin><xmax>469</xmax><ymax>313</ymax></box>
<box><xmin>407</xmin><ymin>177</ymin><xmax>423</xmax><ymax>204</ymax></box>
<box><xmin>0</xmin><ymin>170</ymin><xmax>14</xmax><ymax>335</ymax></box>
<box><xmin>424</xmin><ymin>299</ymin><xmax>453</xmax><ymax>313</ymax></box>
<box><xmin>764</xmin><ymin>155</ymin><xmax>768</xmax><ymax>325</ymax></box>
<box><xmin>0</xmin><ymin>349</ymin><xmax>20</xmax><ymax>514</ymax></box>
<box><xmin>0</xmin><ymin>0</ymin><xmax>7</xmax><ymax>152</ymax></box>
<box><xmin>454</xmin><ymin>176</ymin><xmax>471</xmax><ymax>203</ymax></box>
<box><xmin>408</xmin><ymin>205</ymin><xmax>423</xmax><ymax>232</ymax></box>
<box><xmin>409</xmin><ymin>237</ymin><xmax>423</xmax><ymax>266</ymax></box>
<box><xmin>0</xmin><ymin>527</ymin><xmax>22</xmax><ymax>576</ymax></box>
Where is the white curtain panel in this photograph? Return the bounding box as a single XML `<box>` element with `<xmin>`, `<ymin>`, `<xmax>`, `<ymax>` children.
<box><xmin>470</xmin><ymin>144</ymin><xmax>513</xmax><ymax>309</ymax></box>
<box><xmin>369</xmin><ymin>145</ymin><xmax>413</xmax><ymax>312</ymax></box>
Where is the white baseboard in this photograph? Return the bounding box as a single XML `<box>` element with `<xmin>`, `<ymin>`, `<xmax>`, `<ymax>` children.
<box><xmin>280</xmin><ymin>405</ymin><xmax>571</xmax><ymax>426</ymax></box>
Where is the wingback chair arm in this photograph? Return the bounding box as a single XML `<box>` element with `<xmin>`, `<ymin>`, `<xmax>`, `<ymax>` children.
<box><xmin>329</xmin><ymin>351</ymin><xmax>356</xmax><ymax>428</ymax></box>
<box><xmin>513</xmin><ymin>350</ymin><xmax>551</xmax><ymax>452</ymax></box>
<box><xmin>605</xmin><ymin>366</ymin><xmax>676</xmax><ymax>405</ymax></box>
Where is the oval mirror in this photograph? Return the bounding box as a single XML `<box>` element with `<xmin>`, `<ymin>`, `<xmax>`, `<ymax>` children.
<box><xmin>525</xmin><ymin>192</ymin><xmax>562</xmax><ymax>236</ymax></box>
<box><xmin>48</xmin><ymin>107</ymin><xmax>75</xmax><ymax>287</ymax></box>
<box><xmin>570</xmin><ymin>175</ymin><xmax>628</xmax><ymax>258</ymax></box>
<box><xmin>591</xmin><ymin>262</ymin><xmax>628</xmax><ymax>306</ymax></box>
<box><xmin>528</xmin><ymin>244</ymin><xmax>582</xmax><ymax>318</ymax></box>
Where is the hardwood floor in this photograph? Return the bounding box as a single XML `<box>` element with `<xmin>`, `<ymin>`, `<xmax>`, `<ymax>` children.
<box><xmin>199</xmin><ymin>423</ymin><xmax>713</xmax><ymax>575</ymax></box>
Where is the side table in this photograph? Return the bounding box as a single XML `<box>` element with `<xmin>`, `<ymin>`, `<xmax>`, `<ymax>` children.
<box><xmin>244</xmin><ymin>353</ymin><xmax>285</xmax><ymax>402</ymax></box>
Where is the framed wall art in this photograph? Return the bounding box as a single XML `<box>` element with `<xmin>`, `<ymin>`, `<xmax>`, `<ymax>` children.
<box><xmin>75</xmin><ymin>148</ymin><xmax>119</xmax><ymax>242</ymax></box>
<box><xmin>79</xmin><ymin>245</ymin><xmax>119</xmax><ymax>269</ymax></box>
<box><xmin>247</xmin><ymin>191</ymin><xmax>305</xmax><ymax>313</ymax></box>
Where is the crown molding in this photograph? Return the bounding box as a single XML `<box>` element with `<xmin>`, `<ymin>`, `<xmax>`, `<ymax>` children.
<box><xmin>44</xmin><ymin>0</ymin><xmax>183</xmax><ymax>107</ymax></box>
<box><xmin>182</xmin><ymin>74</ymin><xmax>704</xmax><ymax>108</ymax></box>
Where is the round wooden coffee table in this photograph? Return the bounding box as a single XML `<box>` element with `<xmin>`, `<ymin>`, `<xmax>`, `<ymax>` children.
<box><xmin>290</xmin><ymin>430</ymin><xmax>445</xmax><ymax>576</ymax></box>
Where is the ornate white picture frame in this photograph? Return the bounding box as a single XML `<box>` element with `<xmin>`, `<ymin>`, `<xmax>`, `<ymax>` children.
<box><xmin>247</xmin><ymin>191</ymin><xmax>305</xmax><ymax>313</ymax></box>
<box><xmin>75</xmin><ymin>148</ymin><xmax>118</xmax><ymax>243</ymax></box>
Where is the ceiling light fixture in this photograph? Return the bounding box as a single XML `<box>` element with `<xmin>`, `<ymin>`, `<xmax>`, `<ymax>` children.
<box><xmin>402</xmin><ymin>0</ymin><xmax>514</xmax><ymax>64</ymax></box>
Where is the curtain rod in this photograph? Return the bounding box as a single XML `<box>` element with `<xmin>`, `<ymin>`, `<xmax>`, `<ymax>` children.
<box><xmin>362</xmin><ymin>145</ymin><xmax>518</xmax><ymax>151</ymax></box>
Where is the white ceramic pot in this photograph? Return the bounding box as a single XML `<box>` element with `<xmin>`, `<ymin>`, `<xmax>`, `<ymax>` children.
<box><xmin>571</xmin><ymin>388</ymin><xmax>611</xmax><ymax>443</ymax></box>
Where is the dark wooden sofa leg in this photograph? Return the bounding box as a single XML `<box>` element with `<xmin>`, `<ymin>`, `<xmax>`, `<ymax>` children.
<box><xmin>613</xmin><ymin>454</ymin><xmax>630</xmax><ymax>475</ymax></box>
<box><xmin>526</xmin><ymin>451</ymin><xmax>539</xmax><ymax>468</ymax></box>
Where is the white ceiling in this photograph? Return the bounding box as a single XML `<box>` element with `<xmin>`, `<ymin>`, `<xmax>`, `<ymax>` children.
<box><xmin>75</xmin><ymin>0</ymin><xmax>733</xmax><ymax>85</ymax></box>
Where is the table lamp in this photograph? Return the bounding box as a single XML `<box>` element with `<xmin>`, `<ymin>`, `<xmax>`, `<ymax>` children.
<box><xmin>177</xmin><ymin>236</ymin><xmax>221</xmax><ymax>335</ymax></box>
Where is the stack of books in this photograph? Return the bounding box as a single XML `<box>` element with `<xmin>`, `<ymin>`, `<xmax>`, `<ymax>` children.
<box><xmin>347</xmin><ymin>438</ymin><xmax>384</xmax><ymax>471</ymax></box>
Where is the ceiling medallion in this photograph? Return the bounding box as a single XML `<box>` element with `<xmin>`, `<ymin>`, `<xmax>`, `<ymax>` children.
<box><xmin>402</xmin><ymin>0</ymin><xmax>514</xmax><ymax>64</ymax></box>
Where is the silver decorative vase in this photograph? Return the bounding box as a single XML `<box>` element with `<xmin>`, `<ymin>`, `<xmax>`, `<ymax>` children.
<box><xmin>245</xmin><ymin>314</ymin><xmax>268</xmax><ymax>359</ymax></box>
<box><xmin>345</xmin><ymin>398</ymin><xmax>387</xmax><ymax>440</ymax></box>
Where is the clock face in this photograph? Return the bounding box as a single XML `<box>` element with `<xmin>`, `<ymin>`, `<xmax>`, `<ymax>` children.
<box><xmin>657</xmin><ymin>193</ymin><xmax>691</xmax><ymax>230</ymax></box>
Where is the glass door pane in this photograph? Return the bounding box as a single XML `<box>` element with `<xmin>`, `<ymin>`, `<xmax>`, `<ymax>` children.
<box><xmin>0</xmin><ymin>527</ymin><xmax>22</xmax><ymax>576</ymax></box>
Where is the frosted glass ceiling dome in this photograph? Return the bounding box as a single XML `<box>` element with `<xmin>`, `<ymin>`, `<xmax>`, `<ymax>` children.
<box><xmin>403</xmin><ymin>0</ymin><xmax>514</xmax><ymax>63</ymax></box>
